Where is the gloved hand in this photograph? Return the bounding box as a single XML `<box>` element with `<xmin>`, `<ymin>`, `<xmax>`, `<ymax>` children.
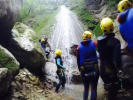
<box><xmin>79</xmin><ymin>66</ymin><xmax>84</xmax><ymax>72</ymax></box>
<box><xmin>117</xmin><ymin>70</ymin><xmax>124</xmax><ymax>78</ymax></box>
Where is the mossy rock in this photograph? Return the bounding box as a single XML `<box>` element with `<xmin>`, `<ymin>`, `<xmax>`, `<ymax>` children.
<box><xmin>0</xmin><ymin>45</ymin><xmax>19</xmax><ymax>76</ymax></box>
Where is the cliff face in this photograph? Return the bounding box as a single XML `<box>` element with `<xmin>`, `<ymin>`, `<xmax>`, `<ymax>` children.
<box><xmin>0</xmin><ymin>0</ymin><xmax>22</xmax><ymax>35</ymax></box>
<box><xmin>85</xmin><ymin>0</ymin><xmax>104</xmax><ymax>10</ymax></box>
<box><xmin>85</xmin><ymin>0</ymin><xmax>120</xmax><ymax>19</ymax></box>
<box><xmin>0</xmin><ymin>0</ymin><xmax>46</xmax><ymax>77</ymax></box>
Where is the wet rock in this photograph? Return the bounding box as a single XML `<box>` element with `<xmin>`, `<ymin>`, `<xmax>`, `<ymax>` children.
<box><xmin>0</xmin><ymin>1</ymin><xmax>45</xmax><ymax>77</ymax></box>
<box><xmin>13</xmin><ymin>22</ymin><xmax>34</xmax><ymax>51</ymax></box>
<box><xmin>44</xmin><ymin>78</ymin><xmax>56</xmax><ymax>90</ymax></box>
<box><xmin>44</xmin><ymin>62</ymin><xmax>58</xmax><ymax>88</ymax></box>
<box><xmin>71</xmin><ymin>70</ymin><xmax>82</xmax><ymax>84</ymax></box>
<box><xmin>0</xmin><ymin>45</ymin><xmax>19</xmax><ymax>76</ymax></box>
<box><xmin>0</xmin><ymin>0</ymin><xmax>22</xmax><ymax>51</ymax></box>
<box><xmin>0</xmin><ymin>68</ymin><xmax>12</xmax><ymax>97</ymax></box>
<box><xmin>3</xmin><ymin>22</ymin><xmax>46</xmax><ymax>77</ymax></box>
<box><xmin>0</xmin><ymin>0</ymin><xmax>22</xmax><ymax>34</ymax></box>
<box><xmin>12</xmin><ymin>69</ymin><xmax>46</xmax><ymax>100</ymax></box>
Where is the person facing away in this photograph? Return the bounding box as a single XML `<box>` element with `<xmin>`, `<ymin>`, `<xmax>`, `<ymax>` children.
<box><xmin>98</xmin><ymin>17</ymin><xmax>122</xmax><ymax>100</ymax></box>
<box><xmin>55</xmin><ymin>49</ymin><xmax>66</xmax><ymax>93</ymax></box>
<box><xmin>77</xmin><ymin>31</ymin><xmax>99</xmax><ymax>100</ymax></box>
<box><xmin>39</xmin><ymin>35</ymin><xmax>51</xmax><ymax>59</ymax></box>
<box><xmin>117</xmin><ymin>0</ymin><xmax>133</xmax><ymax>55</ymax></box>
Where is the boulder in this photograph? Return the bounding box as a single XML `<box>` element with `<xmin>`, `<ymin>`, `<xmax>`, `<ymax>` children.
<box><xmin>0</xmin><ymin>0</ymin><xmax>22</xmax><ymax>33</ymax></box>
<box><xmin>71</xmin><ymin>70</ymin><xmax>82</xmax><ymax>84</ymax></box>
<box><xmin>0</xmin><ymin>0</ymin><xmax>22</xmax><ymax>43</ymax></box>
<box><xmin>0</xmin><ymin>45</ymin><xmax>19</xmax><ymax>76</ymax></box>
<box><xmin>12</xmin><ymin>22</ymin><xmax>35</xmax><ymax>51</ymax></box>
<box><xmin>0</xmin><ymin>68</ymin><xmax>12</xmax><ymax>97</ymax></box>
<box><xmin>0</xmin><ymin>0</ymin><xmax>45</xmax><ymax>77</ymax></box>
<box><xmin>11</xmin><ymin>22</ymin><xmax>46</xmax><ymax>76</ymax></box>
<box><xmin>11</xmin><ymin>69</ymin><xmax>46</xmax><ymax>100</ymax></box>
<box><xmin>44</xmin><ymin>62</ymin><xmax>58</xmax><ymax>86</ymax></box>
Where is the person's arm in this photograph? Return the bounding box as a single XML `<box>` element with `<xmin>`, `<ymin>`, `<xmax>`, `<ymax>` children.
<box><xmin>113</xmin><ymin>40</ymin><xmax>122</xmax><ymax>70</ymax></box>
<box><xmin>47</xmin><ymin>42</ymin><xmax>51</xmax><ymax>50</ymax></box>
<box><xmin>117</xmin><ymin>9</ymin><xmax>129</xmax><ymax>24</ymax></box>
<box><xmin>57</xmin><ymin>58</ymin><xmax>65</xmax><ymax>69</ymax></box>
<box><xmin>76</xmin><ymin>46</ymin><xmax>81</xmax><ymax>71</ymax></box>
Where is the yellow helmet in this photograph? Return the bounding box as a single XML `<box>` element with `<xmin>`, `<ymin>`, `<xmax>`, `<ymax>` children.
<box><xmin>56</xmin><ymin>49</ymin><xmax>62</xmax><ymax>56</ymax></box>
<box><xmin>118</xmin><ymin>0</ymin><xmax>131</xmax><ymax>12</ymax></box>
<box><xmin>100</xmin><ymin>17</ymin><xmax>114</xmax><ymax>34</ymax></box>
<box><xmin>41</xmin><ymin>38</ymin><xmax>45</xmax><ymax>43</ymax></box>
<box><xmin>82</xmin><ymin>31</ymin><xmax>92</xmax><ymax>40</ymax></box>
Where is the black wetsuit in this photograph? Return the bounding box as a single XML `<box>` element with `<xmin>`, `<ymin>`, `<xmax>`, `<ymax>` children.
<box><xmin>98</xmin><ymin>33</ymin><xmax>121</xmax><ymax>100</ymax></box>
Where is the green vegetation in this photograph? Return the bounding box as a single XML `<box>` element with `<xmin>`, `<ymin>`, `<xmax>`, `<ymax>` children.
<box><xmin>70</xmin><ymin>0</ymin><xmax>102</xmax><ymax>37</ymax></box>
<box><xmin>18</xmin><ymin>0</ymin><xmax>60</xmax><ymax>41</ymax></box>
<box><xmin>75</xmin><ymin>8</ymin><xmax>95</xmax><ymax>28</ymax></box>
<box><xmin>18</xmin><ymin>0</ymin><xmax>58</xmax><ymax>22</ymax></box>
<box><xmin>93</xmin><ymin>24</ymin><xmax>103</xmax><ymax>38</ymax></box>
<box><xmin>0</xmin><ymin>47</ymin><xmax>19</xmax><ymax>74</ymax></box>
<box><xmin>76</xmin><ymin>8</ymin><xmax>103</xmax><ymax>37</ymax></box>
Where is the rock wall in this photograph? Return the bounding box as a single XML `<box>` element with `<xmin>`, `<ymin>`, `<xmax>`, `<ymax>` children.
<box><xmin>0</xmin><ymin>0</ymin><xmax>22</xmax><ymax>40</ymax></box>
<box><xmin>0</xmin><ymin>68</ymin><xmax>12</xmax><ymax>97</ymax></box>
<box><xmin>0</xmin><ymin>45</ymin><xmax>19</xmax><ymax>76</ymax></box>
<box><xmin>0</xmin><ymin>45</ymin><xmax>20</xmax><ymax>97</ymax></box>
<box><xmin>0</xmin><ymin>0</ymin><xmax>46</xmax><ymax>77</ymax></box>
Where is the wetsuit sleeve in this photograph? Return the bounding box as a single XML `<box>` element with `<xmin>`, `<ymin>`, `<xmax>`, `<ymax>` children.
<box><xmin>76</xmin><ymin>45</ymin><xmax>79</xmax><ymax>56</ymax></box>
<box><xmin>57</xmin><ymin>58</ymin><xmax>65</xmax><ymax>69</ymax></box>
<box><xmin>113</xmin><ymin>40</ymin><xmax>122</xmax><ymax>70</ymax></box>
<box><xmin>76</xmin><ymin>46</ymin><xmax>80</xmax><ymax>70</ymax></box>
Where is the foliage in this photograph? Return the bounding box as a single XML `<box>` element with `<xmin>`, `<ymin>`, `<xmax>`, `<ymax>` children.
<box><xmin>32</xmin><ymin>9</ymin><xmax>59</xmax><ymax>43</ymax></box>
<box><xmin>73</xmin><ymin>5</ymin><xmax>102</xmax><ymax>37</ymax></box>
<box><xmin>18</xmin><ymin>0</ymin><xmax>58</xmax><ymax>22</ymax></box>
<box><xmin>74</xmin><ymin>7</ymin><xmax>96</xmax><ymax>29</ymax></box>
<box><xmin>17</xmin><ymin>0</ymin><xmax>60</xmax><ymax>45</ymax></box>
<box><xmin>93</xmin><ymin>24</ymin><xmax>103</xmax><ymax>38</ymax></box>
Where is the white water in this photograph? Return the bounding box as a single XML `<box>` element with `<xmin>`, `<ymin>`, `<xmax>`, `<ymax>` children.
<box><xmin>49</xmin><ymin>5</ymin><xmax>84</xmax><ymax>100</ymax></box>
<box><xmin>47</xmin><ymin>5</ymin><xmax>105</xmax><ymax>100</ymax></box>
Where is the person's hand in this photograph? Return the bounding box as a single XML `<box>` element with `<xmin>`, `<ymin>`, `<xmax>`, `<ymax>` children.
<box><xmin>79</xmin><ymin>66</ymin><xmax>84</xmax><ymax>72</ymax></box>
<box><xmin>117</xmin><ymin>70</ymin><xmax>124</xmax><ymax>78</ymax></box>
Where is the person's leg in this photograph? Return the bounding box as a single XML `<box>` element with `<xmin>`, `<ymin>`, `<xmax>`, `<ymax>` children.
<box><xmin>90</xmin><ymin>79</ymin><xmax>98</xmax><ymax>100</ymax></box>
<box><xmin>55</xmin><ymin>76</ymin><xmax>62</xmax><ymax>92</ymax></box>
<box><xmin>83</xmin><ymin>77</ymin><xmax>89</xmax><ymax>100</ymax></box>
<box><xmin>41</xmin><ymin>47</ymin><xmax>48</xmax><ymax>60</ymax></box>
<box><xmin>107</xmin><ymin>83</ymin><xmax>118</xmax><ymax>100</ymax></box>
<box><xmin>61</xmin><ymin>77</ymin><xmax>66</xmax><ymax>88</ymax></box>
<box><xmin>45</xmin><ymin>51</ymin><xmax>50</xmax><ymax>58</ymax></box>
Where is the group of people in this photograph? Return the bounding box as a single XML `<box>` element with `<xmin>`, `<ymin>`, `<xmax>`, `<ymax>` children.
<box><xmin>40</xmin><ymin>0</ymin><xmax>133</xmax><ymax>100</ymax></box>
<box><xmin>77</xmin><ymin>0</ymin><xmax>133</xmax><ymax>100</ymax></box>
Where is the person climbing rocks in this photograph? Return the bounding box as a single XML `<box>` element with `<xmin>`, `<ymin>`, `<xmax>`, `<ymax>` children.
<box><xmin>117</xmin><ymin>0</ymin><xmax>133</xmax><ymax>55</ymax></box>
<box><xmin>98</xmin><ymin>17</ymin><xmax>122</xmax><ymax>100</ymax></box>
<box><xmin>55</xmin><ymin>49</ymin><xmax>66</xmax><ymax>93</ymax></box>
<box><xmin>39</xmin><ymin>35</ymin><xmax>51</xmax><ymax>60</ymax></box>
<box><xmin>77</xmin><ymin>31</ymin><xmax>99</xmax><ymax>100</ymax></box>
